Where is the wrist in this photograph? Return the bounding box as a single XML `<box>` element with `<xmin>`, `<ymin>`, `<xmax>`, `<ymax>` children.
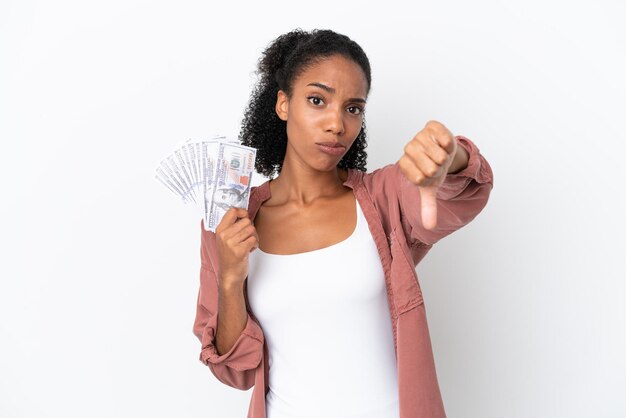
<box><xmin>219</xmin><ymin>277</ymin><xmax>245</xmax><ymax>293</ymax></box>
<box><xmin>447</xmin><ymin>138</ymin><xmax>469</xmax><ymax>174</ymax></box>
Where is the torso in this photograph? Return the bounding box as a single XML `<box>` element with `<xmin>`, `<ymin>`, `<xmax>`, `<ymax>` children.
<box><xmin>253</xmin><ymin>169</ymin><xmax>356</xmax><ymax>255</ymax></box>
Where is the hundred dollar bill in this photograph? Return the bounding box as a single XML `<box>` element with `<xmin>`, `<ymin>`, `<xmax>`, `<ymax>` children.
<box><xmin>155</xmin><ymin>165</ymin><xmax>188</xmax><ymax>203</ymax></box>
<box><xmin>173</xmin><ymin>147</ymin><xmax>197</xmax><ymax>204</ymax></box>
<box><xmin>200</xmin><ymin>139</ymin><xmax>220</xmax><ymax>228</ymax></box>
<box><xmin>155</xmin><ymin>135</ymin><xmax>256</xmax><ymax>232</ymax></box>
<box><xmin>157</xmin><ymin>156</ymin><xmax>197</xmax><ymax>205</ymax></box>
<box><xmin>204</xmin><ymin>141</ymin><xmax>256</xmax><ymax>232</ymax></box>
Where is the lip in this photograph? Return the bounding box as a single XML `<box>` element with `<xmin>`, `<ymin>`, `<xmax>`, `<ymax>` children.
<box><xmin>316</xmin><ymin>143</ymin><xmax>346</xmax><ymax>156</ymax></box>
<box><xmin>316</xmin><ymin>141</ymin><xmax>344</xmax><ymax>148</ymax></box>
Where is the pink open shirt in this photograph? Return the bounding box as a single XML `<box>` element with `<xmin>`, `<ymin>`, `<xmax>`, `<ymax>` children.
<box><xmin>193</xmin><ymin>135</ymin><xmax>494</xmax><ymax>417</ymax></box>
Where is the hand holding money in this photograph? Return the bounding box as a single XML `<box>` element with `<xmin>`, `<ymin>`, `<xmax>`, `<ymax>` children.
<box><xmin>154</xmin><ymin>135</ymin><xmax>257</xmax><ymax>232</ymax></box>
<box><xmin>215</xmin><ymin>207</ymin><xmax>259</xmax><ymax>289</ymax></box>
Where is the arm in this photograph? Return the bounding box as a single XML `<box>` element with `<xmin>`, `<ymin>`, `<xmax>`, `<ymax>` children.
<box><xmin>192</xmin><ymin>223</ymin><xmax>264</xmax><ymax>390</ymax></box>
<box><xmin>216</xmin><ymin>280</ymin><xmax>248</xmax><ymax>357</ymax></box>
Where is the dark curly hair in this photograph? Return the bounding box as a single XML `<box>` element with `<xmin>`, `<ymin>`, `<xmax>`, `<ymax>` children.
<box><xmin>238</xmin><ymin>28</ymin><xmax>372</xmax><ymax>179</ymax></box>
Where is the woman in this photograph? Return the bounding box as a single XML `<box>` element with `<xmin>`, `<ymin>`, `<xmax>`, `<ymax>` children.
<box><xmin>193</xmin><ymin>28</ymin><xmax>494</xmax><ymax>418</ymax></box>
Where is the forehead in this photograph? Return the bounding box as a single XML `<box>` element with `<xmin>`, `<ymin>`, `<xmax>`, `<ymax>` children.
<box><xmin>293</xmin><ymin>55</ymin><xmax>368</xmax><ymax>96</ymax></box>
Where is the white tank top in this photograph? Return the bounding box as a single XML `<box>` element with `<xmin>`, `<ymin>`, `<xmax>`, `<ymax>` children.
<box><xmin>247</xmin><ymin>198</ymin><xmax>400</xmax><ymax>418</ymax></box>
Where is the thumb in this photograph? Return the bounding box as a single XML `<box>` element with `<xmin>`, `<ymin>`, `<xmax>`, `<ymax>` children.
<box><xmin>418</xmin><ymin>185</ymin><xmax>438</xmax><ymax>230</ymax></box>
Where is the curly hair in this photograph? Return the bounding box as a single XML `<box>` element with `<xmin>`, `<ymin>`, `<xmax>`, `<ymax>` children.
<box><xmin>238</xmin><ymin>28</ymin><xmax>372</xmax><ymax>179</ymax></box>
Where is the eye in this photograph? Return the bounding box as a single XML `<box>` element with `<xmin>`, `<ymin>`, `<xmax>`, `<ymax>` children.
<box><xmin>347</xmin><ymin>106</ymin><xmax>364</xmax><ymax>115</ymax></box>
<box><xmin>307</xmin><ymin>96</ymin><xmax>324</xmax><ymax>106</ymax></box>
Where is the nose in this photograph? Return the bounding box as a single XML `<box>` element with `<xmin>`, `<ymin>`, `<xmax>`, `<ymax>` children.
<box><xmin>324</xmin><ymin>106</ymin><xmax>345</xmax><ymax>136</ymax></box>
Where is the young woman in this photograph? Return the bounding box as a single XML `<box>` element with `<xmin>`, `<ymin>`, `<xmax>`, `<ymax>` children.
<box><xmin>193</xmin><ymin>28</ymin><xmax>494</xmax><ymax>418</ymax></box>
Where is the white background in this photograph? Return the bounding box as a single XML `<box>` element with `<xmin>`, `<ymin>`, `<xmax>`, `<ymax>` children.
<box><xmin>1</xmin><ymin>1</ymin><xmax>624</xmax><ymax>417</ymax></box>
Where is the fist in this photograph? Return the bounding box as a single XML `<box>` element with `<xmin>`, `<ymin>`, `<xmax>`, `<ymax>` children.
<box><xmin>398</xmin><ymin>120</ymin><xmax>458</xmax><ymax>230</ymax></box>
<box><xmin>215</xmin><ymin>207</ymin><xmax>259</xmax><ymax>288</ymax></box>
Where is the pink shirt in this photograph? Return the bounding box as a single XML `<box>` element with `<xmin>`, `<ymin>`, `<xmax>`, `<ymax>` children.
<box><xmin>193</xmin><ymin>135</ymin><xmax>494</xmax><ymax>418</ymax></box>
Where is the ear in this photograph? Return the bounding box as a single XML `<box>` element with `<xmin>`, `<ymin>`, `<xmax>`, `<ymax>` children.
<box><xmin>275</xmin><ymin>90</ymin><xmax>289</xmax><ymax>121</ymax></box>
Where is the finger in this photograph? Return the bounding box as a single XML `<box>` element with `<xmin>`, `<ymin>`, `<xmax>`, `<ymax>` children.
<box><xmin>418</xmin><ymin>185</ymin><xmax>438</xmax><ymax>230</ymax></box>
<box><xmin>224</xmin><ymin>217</ymin><xmax>253</xmax><ymax>242</ymax></box>
<box><xmin>404</xmin><ymin>146</ymin><xmax>445</xmax><ymax>180</ymax></box>
<box><xmin>216</xmin><ymin>207</ymin><xmax>244</xmax><ymax>233</ymax></box>
<box><xmin>232</xmin><ymin>207</ymin><xmax>250</xmax><ymax>220</ymax></box>
<box><xmin>429</xmin><ymin>129</ymin><xmax>456</xmax><ymax>155</ymax></box>
<box><xmin>252</xmin><ymin>229</ymin><xmax>259</xmax><ymax>246</ymax></box>
<box><xmin>399</xmin><ymin>154</ymin><xmax>426</xmax><ymax>185</ymax></box>
<box><xmin>423</xmin><ymin>134</ymin><xmax>451</xmax><ymax>166</ymax></box>
<box><xmin>405</xmin><ymin>135</ymin><xmax>448</xmax><ymax>174</ymax></box>
<box><xmin>231</xmin><ymin>223</ymin><xmax>256</xmax><ymax>246</ymax></box>
<box><xmin>247</xmin><ymin>235</ymin><xmax>259</xmax><ymax>252</ymax></box>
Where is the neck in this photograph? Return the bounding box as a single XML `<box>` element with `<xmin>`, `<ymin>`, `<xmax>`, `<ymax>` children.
<box><xmin>270</xmin><ymin>156</ymin><xmax>348</xmax><ymax>207</ymax></box>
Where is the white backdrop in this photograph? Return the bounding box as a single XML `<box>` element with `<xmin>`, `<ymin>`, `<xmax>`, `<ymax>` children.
<box><xmin>1</xmin><ymin>1</ymin><xmax>624</xmax><ymax>417</ymax></box>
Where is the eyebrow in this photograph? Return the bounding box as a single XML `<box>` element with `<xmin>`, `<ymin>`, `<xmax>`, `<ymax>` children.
<box><xmin>307</xmin><ymin>82</ymin><xmax>367</xmax><ymax>104</ymax></box>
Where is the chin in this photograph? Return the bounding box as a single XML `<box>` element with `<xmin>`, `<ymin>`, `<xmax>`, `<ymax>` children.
<box><xmin>313</xmin><ymin>161</ymin><xmax>342</xmax><ymax>173</ymax></box>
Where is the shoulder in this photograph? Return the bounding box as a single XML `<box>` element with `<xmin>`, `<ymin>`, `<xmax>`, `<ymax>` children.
<box><xmin>355</xmin><ymin>162</ymin><xmax>402</xmax><ymax>196</ymax></box>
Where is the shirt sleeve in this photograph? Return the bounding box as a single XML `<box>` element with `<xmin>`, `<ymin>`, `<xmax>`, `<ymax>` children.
<box><xmin>192</xmin><ymin>222</ymin><xmax>264</xmax><ymax>390</ymax></box>
<box><xmin>397</xmin><ymin>134</ymin><xmax>494</xmax><ymax>246</ymax></box>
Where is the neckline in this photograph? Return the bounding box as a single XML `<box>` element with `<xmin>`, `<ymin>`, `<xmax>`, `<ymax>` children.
<box><xmin>255</xmin><ymin>198</ymin><xmax>361</xmax><ymax>257</ymax></box>
<box><xmin>252</xmin><ymin>168</ymin><xmax>360</xmax><ymax>211</ymax></box>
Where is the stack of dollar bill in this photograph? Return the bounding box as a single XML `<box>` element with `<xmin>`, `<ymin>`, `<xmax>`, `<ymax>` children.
<box><xmin>155</xmin><ymin>135</ymin><xmax>257</xmax><ymax>232</ymax></box>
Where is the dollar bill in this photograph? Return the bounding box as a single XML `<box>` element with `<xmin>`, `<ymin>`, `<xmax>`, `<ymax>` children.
<box><xmin>205</xmin><ymin>141</ymin><xmax>256</xmax><ymax>231</ymax></box>
<box><xmin>155</xmin><ymin>135</ymin><xmax>257</xmax><ymax>232</ymax></box>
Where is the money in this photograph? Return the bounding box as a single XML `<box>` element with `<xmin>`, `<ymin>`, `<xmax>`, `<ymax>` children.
<box><xmin>155</xmin><ymin>135</ymin><xmax>257</xmax><ymax>232</ymax></box>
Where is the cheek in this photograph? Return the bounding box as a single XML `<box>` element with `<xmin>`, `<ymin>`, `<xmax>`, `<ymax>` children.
<box><xmin>348</xmin><ymin>117</ymin><xmax>363</xmax><ymax>136</ymax></box>
<box><xmin>285</xmin><ymin>119</ymin><xmax>297</xmax><ymax>140</ymax></box>
<box><xmin>285</xmin><ymin>110</ymin><xmax>311</xmax><ymax>138</ymax></box>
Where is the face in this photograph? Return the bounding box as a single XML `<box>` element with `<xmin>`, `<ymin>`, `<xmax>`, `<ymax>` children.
<box><xmin>216</xmin><ymin>188</ymin><xmax>242</xmax><ymax>206</ymax></box>
<box><xmin>275</xmin><ymin>54</ymin><xmax>368</xmax><ymax>172</ymax></box>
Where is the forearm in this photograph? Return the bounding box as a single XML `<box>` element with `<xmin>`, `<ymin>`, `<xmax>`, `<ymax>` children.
<box><xmin>447</xmin><ymin>137</ymin><xmax>470</xmax><ymax>174</ymax></box>
<box><xmin>215</xmin><ymin>279</ymin><xmax>248</xmax><ymax>356</ymax></box>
